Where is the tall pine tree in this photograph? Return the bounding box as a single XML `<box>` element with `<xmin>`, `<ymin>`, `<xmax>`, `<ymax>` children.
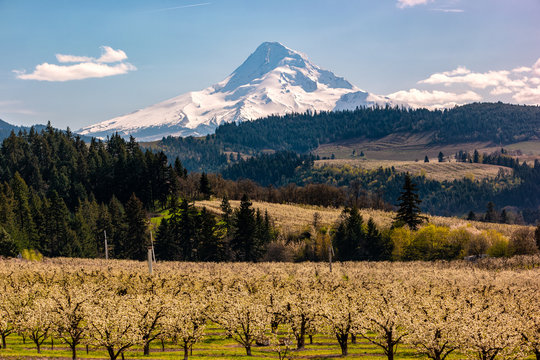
<box><xmin>393</xmin><ymin>174</ymin><xmax>426</xmax><ymax>230</ymax></box>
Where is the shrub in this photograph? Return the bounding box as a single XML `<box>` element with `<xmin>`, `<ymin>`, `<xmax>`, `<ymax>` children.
<box><xmin>509</xmin><ymin>228</ymin><xmax>538</xmax><ymax>255</ymax></box>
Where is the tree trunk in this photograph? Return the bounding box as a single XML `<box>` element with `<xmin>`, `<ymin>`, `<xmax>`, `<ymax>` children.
<box><xmin>296</xmin><ymin>333</ymin><xmax>305</xmax><ymax>350</ymax></box>
<box><xmin>183</xmin><ymin>344</ymin><xmax>189</xmax><ymax>360</ymax></box>
<box><xmin>386</xmin><ymin>331</ymin><xmax>394</xmax><ymax>360</ymax></box>
<box><xmin>351</xmin><ymin>334</ymin><xmax>357</xmax><ymax>344</ymax></box>
<box><xmin>86</xmin><ymin>344</ymin><xmax>89</xmax><ymax>354</ymax></box>
<box><xmin>535</xmin><ymin>350</ymin><xmax>540</xmax><ymax>360</ymax></box>
<box><xmin>161</xmin><ymin>338</ymin><xmax>165</xmax><ymax>352</ymax></box>
<box><xmin>107</xmin><ymin>347</ymin><xmax>118</xmax><ymax>360</ymax></box>
<box><xmin>71</xmin><ymin>344</ymin><xmax>77</xmax><ymax>360</ymax></box>
<box><xmin>1</xmin><ymin>333</ymin><xmax>7</xmax><ymax>349</ymax></box>
<box><xmin>296</xmin><ymin>318</ymin><xmax>306</xmax><ymax>349</ymax></box>
<box><xmin>143</xmin><ymin>341</ymin><xmax>150</xmax><ymax>356</ymax></box>
<box><xmin>245</xmin><ymin>344</ymin><xmax>252</xmax><ymax>356</ymax></box>
<box><xmin>51</xmin><ymin>336</ymin><xmax>54</xmax><ymax>350</ymax></box>
<box><xmin>36</xmin><ymin>342</ymin><xmax>41</xmax><ymax>354</ymax></box>
<box><xmin>337</xmin><ymin>333</ymin><xmax>348</xmax><ymax>356</ymax></box>
<box><xmin>309</xmin><ymin>335</ymin><xmax>313</xmax><ymax>344</ymax></box>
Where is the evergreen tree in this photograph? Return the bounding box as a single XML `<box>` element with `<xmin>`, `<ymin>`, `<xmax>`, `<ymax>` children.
<box><xmin>197</xmin><ymin>207</ymin><xmax>224</xmax><ymax>261</ymax></box>
<box><xmin>364</xmin><ymin>218</ymin><xmax>391</xmax><ymax>261</ymax></box>
<box><xmin>500</xmin><ymin>209</ymin><xmax>508</xmax><ymax>224</ymax></box>
<box><xmin>220</xmin><ymin>196</ymin><xmax>232</xmax><ymax>229</ymax></box>
<box><xmin>393</xmin><ymin>174</ymin><xmax>426</xmax><ymax>230</ymax></box>
<box><xmin>484</xmin><ymin>202</ymin><xmax>498</xmax><ymax>223</ymax></box>
<box><xmin>44</xmin><ymin>191</ymin><xmax>78</xmax><ymax>257</ymax></box>
<box><xmin>155</xmin><ymin>218</ymin><xmax>176</xmax><ymax>261</ymax></box>
<box><xmin>199</xmin><ymin>172</ymin><xmax>212</xmax><ymax>200</ymax></box>
<box><xmin>438</xmin><ymin>152</ymin><xmax>444</xmax><ymax>162</ymax></box>
<box><xmin>473</xmin><ymin>149</ymin><xmax>480</xmax><ymax>163</ymax></box>
<box><xmin>0</xmin><ymin>226</ymin><xmax>17</xmax><ymax>257</ymax></box>
<box><xmin>424</xmin><ymin>155</ymin><xmax>429</xmax><ymax>163</ymax></box>
<box><xmin>467</xmin><ymin>211</ymin><xmax>476</xmax><ymax>221</ymax></box>
<box><xmin>10</xmin><ymin>172</ymin><xmax>36</xmax><ymax>248</ymax></box>
<box><xmin>123</xmin><ymin>193</ymin><xmax>148</xmax><ymax>260</ymax></box>
<box><xmin>333</xmin><ymin>207</ymin><xmax>365</xmax><ymax>261</ymax></box>
<box><xmin>231</xmin><ymin>194</ymin><xmax>258</xmax><ymax>261</ymax></box>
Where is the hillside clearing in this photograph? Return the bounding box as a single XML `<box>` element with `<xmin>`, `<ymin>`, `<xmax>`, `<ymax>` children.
<box><xmin>314</xmin><ymin>159</ymin><xmax>512</xmax><ymax>181</ymax></box>
<box><xmin>195</xmin><ymin>200</ymin><xmax>530</xmax><ymax>236</ymax></box>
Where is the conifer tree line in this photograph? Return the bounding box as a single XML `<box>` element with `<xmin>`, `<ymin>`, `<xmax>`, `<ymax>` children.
<box><xmin>0</xmin><ymin>125</ymin><xmax>281</xmax><ymax>261</ymax></box>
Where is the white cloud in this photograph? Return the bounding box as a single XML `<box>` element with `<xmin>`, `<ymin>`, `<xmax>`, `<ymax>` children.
<box><xmin>534</xmin><ymin>58</ymin><xmax>540</xmax><ymax>76</ymax></box>
<box><xmin>411</xmin><ymin>57</ymin><xmax>540</xmax><ymax>106</ymax></box>
<box><xmin>56</xmin><ymin>46</ymin><xmax>127</xmax><ymax>64</ymax></box>
<box><xmin>397</xmin><ymin>0</ymin><xmax>433</xmax><ymax>9</ymax></box>
<box><xmin>15</xmin><ymin>46</ymin><xmax>135</xmax><ymax>82</ymax></box>
<box><xmin>56</xmin><ymin>54</ymin><xmax>93</xmax><ymax>63</ymax></box>
<box><xmin>383</xmin><ymin>88</ymin><xmax>482</xmax><ymax>109</ymax></box>
<box><xmin>513</xmin><ymin>86</ymin><xmax>540</xmax><ymax>104</ymax></box>
<box><xmin>512</xmin><ymin>66</ymin><xmax>532</xmax><ymax>73</ymax></box>
<box><xmin>419</xmin><ymin>68</ymin><xmax>512</xmax><ymax>89</ymax></box>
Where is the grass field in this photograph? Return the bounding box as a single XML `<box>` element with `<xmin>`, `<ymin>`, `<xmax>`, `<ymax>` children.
<box><xmin>314</xmin><ymin>159</ymin><xmax>511</xmax><ymax>181</ymax></box>
<box><xmin>312</xmin><ymin>132</ymin><xmax>494</xmax><ymax>162</ymax></box>
<box><xmin>313</xmin><ymin>133</ymin><xmax>540</xmax><ymax>163</ymax></box>
<box><xmin>195</xmin><ymin>199</ymin><xmax>531</xmax><ymax>236</ymax></box>
<box><xmin>0</xmin><ymin>325</ymin><xmax>524</xmax><ymax>360</ymax></box>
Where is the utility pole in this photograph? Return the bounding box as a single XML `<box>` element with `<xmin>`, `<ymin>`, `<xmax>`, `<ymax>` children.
<box><xmin>328</xmin><ymin>244</ymin><xmax>334</xmax><ymax>273</ymax></box>
<box><xmin>104</xmin><ymin>230</ymin><xmax>109</xmax><ymax>260</ymax></box>
<box><xmin>150</xmin><ymin>230</ymin><xmax>156</xmax><ymax>262</ymax></box>
<box><xmin>147</xmin><ymin>247</ymin><xmax>153</xmax><ymax>275</ymax></box>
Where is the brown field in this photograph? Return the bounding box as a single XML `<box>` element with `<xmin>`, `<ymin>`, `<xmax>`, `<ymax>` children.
<box><xmin>196</xmin><ymin>199</ymin><xmax>531</xmax><ymax>236</ymax></box>
<box><xmin>313</xmin><ymin>132</ymin><xmax>494</xmax><ymax>161</ymax></box>
<box><xmin>314</xmin><ymin>159</ymin><xmax>512</xmax><ymax>181</ymax></box>
<box><xmin>313</xmin><ymin>132</ymin><xmax>540</xmax><ymax>163</ymax></box>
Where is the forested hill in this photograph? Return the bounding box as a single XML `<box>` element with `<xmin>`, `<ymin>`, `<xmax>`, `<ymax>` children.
<box><xmin>151</xmin><ymin>103</ymin><xmax>540</xmax><ymax>172</ymax></box>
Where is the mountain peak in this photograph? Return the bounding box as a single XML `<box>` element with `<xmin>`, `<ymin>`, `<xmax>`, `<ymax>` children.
<box><xmin>219</xmin><ymin>41</ymin><xmax>309</xmax><ymax>93</ymax></box>
<box><xmin>79</xmin><ymin>42</ymin><xmax>369</xmax><ymax>141</ymax></box>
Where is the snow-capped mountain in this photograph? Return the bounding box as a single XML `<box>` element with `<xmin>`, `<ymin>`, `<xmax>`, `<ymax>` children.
<box><xmin>79</xmin><ymin>42</ymin><xmax>377</xmax><ymax>141</ymax></box>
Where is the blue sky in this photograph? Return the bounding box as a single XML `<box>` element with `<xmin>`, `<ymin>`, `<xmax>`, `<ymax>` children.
<box><xmin>1</xmin><ymin>0</ymin><xmax>539</xmax><ymax>130</ymax></box>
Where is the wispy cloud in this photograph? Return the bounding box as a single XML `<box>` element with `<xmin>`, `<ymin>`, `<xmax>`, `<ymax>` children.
<box><xmin>145</xmin><ymin>2</ymin><xmax>211</xmax><ymax>13</ymax></box>
<box><xmin>397</xmin><ymin>0</ymin><xmax>433</xmax><ymax>8</ymax></box>
<box><xmin>14</xmin><ymin>46</ymin><xmax>136</xmax><ymax>82</ymax></box>
<box><xmin>431</xmin><ymin>8</ymin><xmax>464</xmax><ymax>13</ymax></box>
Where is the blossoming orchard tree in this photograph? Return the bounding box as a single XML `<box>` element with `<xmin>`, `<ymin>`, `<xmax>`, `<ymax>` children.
<box><xmin>0</xmin><ymin>258</ymin><xmax>539</xmax><ymax>359</ymax></box>
<box><xmin>85</xmin><ymin>292</ymin><xmax>142</xmax><ymax>360</ymax></box>
<box><xmin>162</xmin><ymin>293</ymin><xmax>207</xmax><ymax>360</ymax></box>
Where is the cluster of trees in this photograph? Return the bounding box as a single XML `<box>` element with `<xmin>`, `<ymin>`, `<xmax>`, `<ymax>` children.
<box><xmin>155</xmin><ymin>196</ymin><xmax>275</xmax><ymax>262</ymax></box>
<box><xmin>1</xmin><ymin>259</ymin><xmax>539</xmax><ymax>360</ymax></box>
<box><xmin>0</xmin><ymin>126</ymin><xmax>190</xmax><ymax>258</ymax></box>
<box><xmin>222</xmin><ymin>151</ymin><xmax>315</xmax><ymax>187</ymax></box>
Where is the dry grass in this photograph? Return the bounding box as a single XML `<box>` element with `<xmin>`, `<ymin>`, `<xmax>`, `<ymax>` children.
<box><xmin>313</xmin><ymin>132</ymin><xmax>494</xmax><ymax>161</ymax></box>
<box><xmin>314</xmin><ymin>159</ymin><xmax>511</xmax><ymax>181</ymax></box>
<box><xmin>196</xmin><ymin>200</ymin><xmax>531</xmax><ymax>236</ymax></box>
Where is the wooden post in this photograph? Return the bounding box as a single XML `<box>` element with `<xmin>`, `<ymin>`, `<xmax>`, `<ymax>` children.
<box><xmin>328</xmin><ymin>244</ymin><xmax>334</xmax><ymax>273</ymax></box>
<box><xmin>104</xmin><ymin>230</ymin><xmax>108</xmax><ymax>260</ymax></box>
<box><xmin>150</xmin><ymin>231</ymin><xmax>156</xmax><ymax>262</ymax></box>
<box><xmin>148</xmin><ymin>247</ymin><xmax>153</xmax><ymax>275</ymax></box>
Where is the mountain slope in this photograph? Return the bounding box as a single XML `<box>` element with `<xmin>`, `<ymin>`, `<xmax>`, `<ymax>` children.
<box><xmin>78</xmin><ymin>42</ymin><xmax>375</xmax><ymax>141</ymax></box>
